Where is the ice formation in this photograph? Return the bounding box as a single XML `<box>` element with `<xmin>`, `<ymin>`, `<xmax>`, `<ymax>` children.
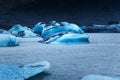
<box><xmin>81</xmin><ymin>75</ymin><xmax>120</xmax><ymax>80</ymax></box>
<box><xmin>0</xmin><ymin>29</ymin><xmax>11</xmax><ymax>35</ymax></box>
<box><xmin>0</xmin><ymin>61</ymin><xmax>50</xmax><ymax>80</ymax></box>
<box><xmin>0</xmin><ymin>34</ymin><xmax>19</xmax><ymax>47</ymax></box>
<box><xmin>0</xmin><ymin>21</ymin><xmax>89</xmax><ymax>45</ymax></box>
<box><xmin>49</xmin><ymin>33</ymin><xmax>89</xmax><ymax>44</ymax></box>
<box><xmin>9</xmin><ymin>24</ymin><xmax>37</xmax><ymax>38</ymax></box>
<box><xmin>81</xmin><ymin>23</ymin><xmax>120</xmax><ymax>33</ymax></box>
<box><xmin>33</xmin><ymin>22</ymin><xmax>46</xmax><ymax>36</ymax></box>
<box><xmin>40</xmin><ymin>21</ymin><xmax>89</xmax><ymax>44</ymax></box>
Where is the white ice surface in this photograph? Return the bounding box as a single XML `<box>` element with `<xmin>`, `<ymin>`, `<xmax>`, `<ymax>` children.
<box><xmin>0</xmin><ymin>33</ymin><xmax>119</xmax><ymax>80</ymax></box>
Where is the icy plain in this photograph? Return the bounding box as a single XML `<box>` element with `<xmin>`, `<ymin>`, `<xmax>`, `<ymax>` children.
<box><xmin>0</xmin><ymin>33</ymin><xmax>119</xmax><ymax>80</ymax></box>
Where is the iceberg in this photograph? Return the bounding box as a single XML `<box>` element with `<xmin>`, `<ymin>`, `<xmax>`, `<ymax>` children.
<box><xmin>0</xmin><ymin>34</ymin><xmax>19</xmax><ymax>47</ymax></box>
<box><xmin>81</xmin><ymin>75</ymin><xmax>120</xmax><ymax>80</ymax></box>
<box><xmin>60</xmin><ymin>22</ymin><xmax>84</xmax><ymax>34</ymax></box>
<box><xmin>48</xmin><ymin>33</ymin><xmax>89</xmax><ymax>44</ymax></box>
<box><xmin>40</xmin><ymin>21</ymin><xmax>89</xmax><ymax>44</ymax></box>
<box><xmin>9</xmin><ymin>24</ymin><xmax>37</xmax><ymax>38</ymax></box>
<box><xmin>0</xmin><ymin>61</ymin><xmax>50</xmax><ymax>80</ymax></box>
<box><xmin>41</xmin><ymin>21</ymin><xmax>84</xmax><ymax>38</ymax></box>
<box><xmin>41</xmin><ymin>22</ymin><xmax>61</xmax><ymax>38</ymax></box>
<box><xmin>33</xmin><ymin>22</ymin><xmax>46</xmax><ymax>36</ymax></box>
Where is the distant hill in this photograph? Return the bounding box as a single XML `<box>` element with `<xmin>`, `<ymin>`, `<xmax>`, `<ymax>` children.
<box><xmin>0</xmin><ymin>0</ymin><xmax>120</xmax><ymax>31</ymax></box>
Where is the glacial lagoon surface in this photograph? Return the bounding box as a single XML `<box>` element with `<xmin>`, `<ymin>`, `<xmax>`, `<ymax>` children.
<box><xmin>0</xmin><ymin>33</ymin><xmax>119</xmax><ymax>80</ymax></box>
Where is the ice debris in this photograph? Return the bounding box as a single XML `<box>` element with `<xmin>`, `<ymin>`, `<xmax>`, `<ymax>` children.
<box><xmin>0</xmin><ymin>61</ymin><xmax>50</xmax><ymax>80</ymax></box>
<box><xmin>0</xmin><ymin>34</ymin><xmax>19</xmax><ymax>47</ymax></box>
<box><xmin>81</xmin><ymin>75</ymin><xmax>120</xmax><ymax>80</ymax></box>
<box><xmin>9</xmin><ymin>24</ymin><xmax>37</xmax><ymax>38</ymax></box>
<box><xmin>81</xmin><ymin>23</ymin><xmax>120</xmax><ymax>33</ymax></box>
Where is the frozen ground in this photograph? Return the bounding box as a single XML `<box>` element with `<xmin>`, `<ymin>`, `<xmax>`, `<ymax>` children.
<box><xmin>0</xmin><ymin>33</ymin><xmax>120</xmax><ymax>80</ymax></box>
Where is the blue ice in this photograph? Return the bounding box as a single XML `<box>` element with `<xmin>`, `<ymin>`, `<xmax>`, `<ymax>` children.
<box><xmin>0</xmin><ymin>61</ymin><xmax>50</xmax><ymax>80</ymax></box>
<box><xmin>0</xmin><ymin>34</ymin><xmax>19</xmax><ymax>47</ymax></box>
<box><xmin>40</xmin><ymin>21</ymin><xmax>89</xmax><ymax>44</ymax></box>
<box><xmin>33</xmin><ymin>22</ymin><xmax>46</xmax><ymax>36</ymax></box>
<box><xmin>49</xmin><ymin>33</ymin><xmax>89</xmax><ymax>44</ymax></box>
<box><xmin>41</xmin><ymin>22</ymin><xmax>84</xmax><ymax>38</ymax></box>
<box><xmin>81</xmin><ymin>75</ymin><xmax>120</xmax><ymax>80</ymax></box>
<box><xmin>9</xmin><ymin>24</ymin><xmax>37</xmax><ymax>38</ymax></box>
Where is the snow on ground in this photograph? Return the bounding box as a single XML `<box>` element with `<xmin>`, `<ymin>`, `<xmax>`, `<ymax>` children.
<box><xmin>0</xmin><ymin>33</ymin><xmax>120</xmax><ymax>80</ymax></box>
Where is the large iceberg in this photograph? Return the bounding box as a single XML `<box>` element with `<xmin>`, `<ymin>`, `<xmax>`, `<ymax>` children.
<box><xmin>0</xmin><ymin>61</ymin><xmax>50</xmax><ymax>80</ymax></box>
<box><xmin>0</xmin><ymin>34</ymin><xmax>19</xmax><ymax>47</ymax></box>
<box><xmin>9</xmin><ymin>24</ymin><xmax>37</xmax><ymax>38</ymax></box>
<box><xmin>41</xmin><ymin>21</ymin><xmax>84</xmax><ymax>38</ymax></box>
<box><xmin>40</xmin><ymin>21</ymin><xmax>89</xmax><ymax>44</ymax></box>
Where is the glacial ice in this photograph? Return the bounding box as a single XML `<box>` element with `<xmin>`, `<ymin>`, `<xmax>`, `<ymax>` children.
<box><xmin>0</xmin><ymin>34</ymin><xmax>19</xmax><ymax>47</ymax></box>
<box><xmin>40</xmin><ymin>21</ymin><xmax>89</xmax><ymax>44</ymax></box>
<box><xmin>0</xmin><ymin>29</ymin><xmax>12</xmax><ymax>35</ymax></box>
<box><xmin>9</xmin><ymin>24</ymin><xmax>37</xmax><ymax>38</ymax></box>
<box><xmin>0</xmin><ymin>61</ymin><xmax>50</xmax><ymax>80</ymax></box>
<box><xmin>33</xmin><ymin>22</ymin><xmax>46</xmax><ymax>36</ymax></box>
<box><xmin>81</xmin><ymin>23</ymin><xmax>120</xmax><ymax>33</ymax></box>
<box><xmin>49</xmin><ymin>33</ymin><xmax>89</xmax><ymax>44</ymax></box>
<box><xmin>81</xmin><ymin>75</ymin><xmax>120</xmax><ymax>80</ymax></box>
<box><xmin>41</xmin><ymin>21</ymin><xmax>84</xmax><ymax>38</ymax></box>
<box><xmin>0</xmin><ymin>21</ymin><xmax>89</xmax><ymax>45</ymax></box>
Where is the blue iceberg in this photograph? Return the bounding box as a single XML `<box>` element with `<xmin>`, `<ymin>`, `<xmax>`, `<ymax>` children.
<box><xmin>40</xmin><ymin>21</ymin><xmax>89</xmax><ymax>44</ymax></box>
<box><xmin>0</xmin><ymin>61</ymin><xmax>50</xmax><ymax>80</ymax></box>
<box><xmin>48</xmin><ymin>33</ymin><xmax>89</xmax><ymax>44</ymax></box>
<box><xmin>9</xmin><ymin>24</ymin><xmax>37</xmax><ymax>38</ymax></box>
<box><xmin>33</xmin><ymin>22</ymin><xmax>46</xmax><ymax>36</ymax></box>
<box><xmin>41</xmin><ymin>21</ymin><xmax>84</xmax><ymax>38</ymax></box>
<box><xmin>0</xmin><ymin>34</ymin><xmax>19</xmax><ymax>47</ymax></box>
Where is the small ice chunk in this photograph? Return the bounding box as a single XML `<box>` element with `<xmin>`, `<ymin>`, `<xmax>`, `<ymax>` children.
<box><xmin>9</xmin><ymin>24</ymin><xmax>37</xmax><ymax>38</ymax></box>
<box><xmin>81</xmin><ymin>75</ymin><xmax>120</xmax><ymax>80</ymax></box>
<box><xmin>0</xmin><ymin>34</ymin><xmax>19</xmax><ymax>47</ymax></box>
<box><xmin>0</xmin><ymin>61</ymin><xmax>50</xmax><ymax>80</ymax></box>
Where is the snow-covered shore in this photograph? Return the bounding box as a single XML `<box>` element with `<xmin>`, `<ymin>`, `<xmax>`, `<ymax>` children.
<box><xmin>0</xmin><ymin>33</ymin><xmax>119</xmax><ymax>80</ymax></box>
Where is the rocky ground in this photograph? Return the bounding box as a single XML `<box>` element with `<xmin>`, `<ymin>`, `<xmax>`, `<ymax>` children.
<box><xmin>0</xmin><ymin>33</ymin><xmax>119</xmax><ymax>80</ymax></box>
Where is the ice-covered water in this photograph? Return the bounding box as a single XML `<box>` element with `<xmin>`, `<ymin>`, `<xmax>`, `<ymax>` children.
<box><xmin>0</xmin><ymin>33</ymin><xmax>119</xmax><ymax>80</ymax></box>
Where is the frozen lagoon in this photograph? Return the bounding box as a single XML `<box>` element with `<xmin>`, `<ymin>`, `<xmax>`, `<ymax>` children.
<box><xmin>0</xmin><ymin>33</ymin><xmax>120</xmax><ymax>80</ymax></box>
